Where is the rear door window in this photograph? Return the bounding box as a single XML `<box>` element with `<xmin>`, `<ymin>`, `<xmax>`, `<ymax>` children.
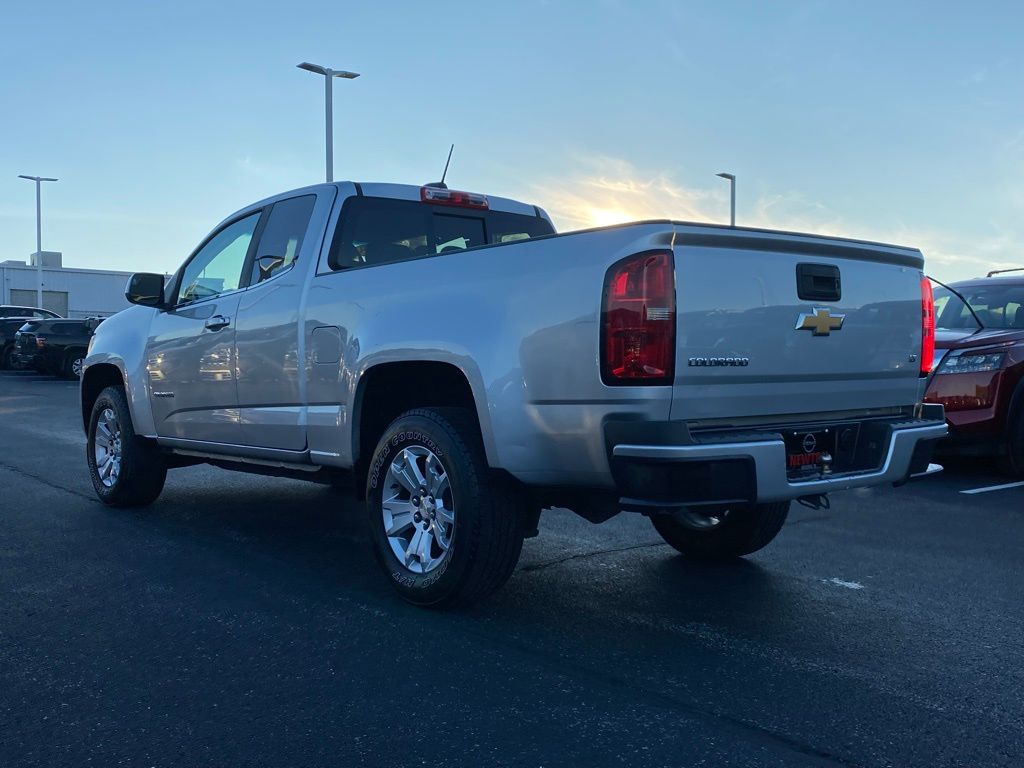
<box><xmin>248</xmin><ymin>195</ymin><xmax>316</xmax><ymax>285</ymax></box>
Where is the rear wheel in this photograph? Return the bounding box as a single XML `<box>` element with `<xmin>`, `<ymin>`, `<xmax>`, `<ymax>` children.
<box><xmin>651</xmin><ymin>501</ymin><xmax>790</xmax><ymax>561</ymax></box>
<box><xmin>62</xmin><ymin>349</ymin><xmax>86</xmax><ymax>379</ymax></box>
<box><xmin>87</xmin><ymin>385</ymin><xmax>167</xmax><ymax>507</ymax></box>
<box><xmin>365</xmin><ymin>407</ymin><xmax>525</xmax><ymax>608</ymax></box>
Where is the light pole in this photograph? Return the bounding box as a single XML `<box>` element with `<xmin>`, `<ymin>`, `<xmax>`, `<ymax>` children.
<box><xmin>17</xmin><ymin>174</ymin><xmax>59</xmax><ymax>308</ymax></box>
<box><xmin>297</xmin><ymin>62</ymin><xmax>360</xmax><ymax>183</ymax></box>
<box><xmin>716</xmin><ymin>172</ymin><xmax>736</xmax><ymax>227</ymax></box>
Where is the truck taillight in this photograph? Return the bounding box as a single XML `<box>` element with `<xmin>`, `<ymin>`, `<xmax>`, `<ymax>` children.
<box><xmin>920</xmin><ymin>276</ymin><xmax>935</xmax><ymax>376</ymax></box>
<box><xmin>601</xmin><ymin>250</ymin><xmax>675</xmax><ymax>385</ymax></box>
<box><xmin>420</xmin><ymin>187</ymin><xmax>489</xmax><ymax>209</ymax></box>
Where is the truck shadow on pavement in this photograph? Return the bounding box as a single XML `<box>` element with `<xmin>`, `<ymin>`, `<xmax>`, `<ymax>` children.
<box><xmin>135</xmin><ymin>470</ymin><xmax>819</xmax><ymax>641</ymax></box>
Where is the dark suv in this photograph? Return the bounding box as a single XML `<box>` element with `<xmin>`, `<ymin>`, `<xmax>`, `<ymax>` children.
<box><xmin>0</xmin><ymin>306</ymin><xmax>60</xmax><ymax>369</ymax></box>
<box><xmin>12</xmin><ymin>318</ymin><xmax>104</xmax><ymax>379</ymax></box>
<box><xmin>924</xmin><ymin>274</ymin><xmax>1024</xmax><ymax>473</ymax></box>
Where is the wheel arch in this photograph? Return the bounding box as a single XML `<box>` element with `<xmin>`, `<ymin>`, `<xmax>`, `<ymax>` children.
<box><xmin>80</xmin><ymin>362</ymin><xmax>129</xmax><ymax>433</ymax></box>
<box><xmin>351</xmin><ymin>360</ymin><xmax>496</xmax><ymax>496</ymax></box>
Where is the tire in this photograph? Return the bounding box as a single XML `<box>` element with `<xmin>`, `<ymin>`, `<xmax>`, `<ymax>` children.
<box><xmin>999</xmin><ymin>409</ymin><xmax>1024</xmax><ymax>476</ymax></box>
<box><xmin>87</xmin><ymin>385</ymin><xmax>167</xmax><ymax>507</ymax></box>
<box><xmin>0</xmin><ymin>344</ymin><xmax>12</xmax><ymax>370</ymax></box>
<box><xmin>365</xmin><ymin>407</ymin><xmax>525</xmax><ymax>609</ymax></box>
<box><xmin>62</xmin><ymin>349</ymin><xmax>86</xmax><ymax>379</ymax></box>
<box><xmin>651</xmin><ymin>501</ymin><xmax>790</xmax><ymax>561</ymax></box>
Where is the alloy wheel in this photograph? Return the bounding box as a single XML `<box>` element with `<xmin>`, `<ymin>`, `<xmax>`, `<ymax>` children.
<box><xmin>382</xmin><ymin>445</ymin><xmax>455</xmax><ymax>574</ymax></box>
<box><xmin>93</xmin><ymin>408</ymin><xmax>123</xmax><ymax>488</ymax></box>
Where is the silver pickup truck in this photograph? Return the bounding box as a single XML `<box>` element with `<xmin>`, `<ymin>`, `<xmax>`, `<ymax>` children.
<box><xmin>81</xmin><ymin>181</ymin><xmax>946</xmax><ymax>607</ymax></box>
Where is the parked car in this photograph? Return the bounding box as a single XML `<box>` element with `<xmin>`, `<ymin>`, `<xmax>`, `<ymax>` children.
<box><xmin>925</xmin><ymin>274</ymin><xmax>1024</xmax><ymax>473</ymax></box>
<box><xmin>81</xmin><ymin>181</ymin><xmax>946</xmax><ymax>607</ymax></box>
<box><xmin>13</xmin><ymin>317</ymin><xmax>103</xmax><ymax>378</ymax></box>
<box><xmin>0</xmin><ymin>306</ymin><xmax>60</xmax><ymax>369</ymax></box>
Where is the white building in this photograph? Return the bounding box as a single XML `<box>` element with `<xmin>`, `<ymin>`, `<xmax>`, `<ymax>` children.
<box><xmin>0</xmin><ymin>252</ymin><xmax>135</xmax><ymax>318</ymax></box>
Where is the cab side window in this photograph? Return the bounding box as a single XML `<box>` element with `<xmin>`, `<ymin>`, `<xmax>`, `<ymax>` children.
<box><xmin>176</xmin><ymin>213</ymin><xmax>260</xmax><ymax>305</ymax></box>
<box><xmin>249</xmin><ymin>195</ymin><xmax>316</xmax><ymax>285</ymax></box>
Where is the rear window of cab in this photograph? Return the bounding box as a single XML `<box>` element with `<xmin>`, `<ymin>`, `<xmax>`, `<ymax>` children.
<box><xmin>328</xmin><ymin>196</ymin><xmax>554</xmax><ymax>270</ymax></box>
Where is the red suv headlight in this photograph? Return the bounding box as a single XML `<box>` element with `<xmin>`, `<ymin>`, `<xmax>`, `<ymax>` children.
<box><xmin>935</xmin><ymin>350</ymin><xmax>1006</xmax><ymax>375</ymax></box>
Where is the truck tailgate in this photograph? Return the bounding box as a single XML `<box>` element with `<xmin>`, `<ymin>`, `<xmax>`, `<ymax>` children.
<box><xmin>670</xmin><ymin>226</ymin><xmax>925</xmax><ymax>424</ymax></box>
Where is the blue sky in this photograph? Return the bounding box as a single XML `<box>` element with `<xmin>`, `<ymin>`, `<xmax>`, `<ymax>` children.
<box><xmin>1</xmin><ymin>0</ymin><xmax>1021</xmax><ymax>281</ymax></box>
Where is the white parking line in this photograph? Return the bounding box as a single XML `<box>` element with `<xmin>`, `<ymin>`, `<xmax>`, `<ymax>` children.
<box><xmin>960</xmin><ymin>481</ymin><xmax>1024</xmax><ymax>495</ymax></box>
<box><xmin>826</xmin><ymin>577</ymin><xmax>865</xmax><ymax>590</ymax></box>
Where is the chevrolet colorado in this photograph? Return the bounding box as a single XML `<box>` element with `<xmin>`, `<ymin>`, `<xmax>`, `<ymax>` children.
<box><xmin>81</xmin><ymin>181</ymin><xmax>946</xmax><ymax>607</ymax></box>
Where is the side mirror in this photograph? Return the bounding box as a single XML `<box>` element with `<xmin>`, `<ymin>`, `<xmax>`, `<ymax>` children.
<box><xmin>256</xmin><ymin>254</ymin><xmax>287</xmax><ymax>283</ymax></box>
<box><xmin>125</xmin><ymin>273</ymin><xmax>166</xmax><ymax>307</ymax></box>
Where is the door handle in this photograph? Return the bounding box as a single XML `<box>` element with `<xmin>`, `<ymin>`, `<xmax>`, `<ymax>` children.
<box><xmin>204</xmin><ymin>315</ymin><xmax>231</xmax><ymax>331</ymax></box>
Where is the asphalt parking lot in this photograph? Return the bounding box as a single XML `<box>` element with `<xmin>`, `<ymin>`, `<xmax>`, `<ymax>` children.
<box><xmin>1</xmin><ymin>370</ymin><xmax>1022</xmax><ymax>767</ymax></box>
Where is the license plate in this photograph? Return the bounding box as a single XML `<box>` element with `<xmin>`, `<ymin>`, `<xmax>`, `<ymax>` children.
<box><xmin>785</xmin><ymin>429</ymin><xmax>833</xmax><ymax>472</ymax></box>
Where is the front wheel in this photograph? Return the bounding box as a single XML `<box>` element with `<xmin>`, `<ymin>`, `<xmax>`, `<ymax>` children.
<box><xmin>87</xmin><ymin>385</ymin><xmax>167</xmax><ymax>507</ymax></box>
<box><xmin>651</xmin><ymin>501</ymin><xmax>790</xmax><ymax>561</ymax></box>
<box><xmin>365</xmin><ymin>407</ymin><xmax>525</xmax><ymax>608</ymax></box>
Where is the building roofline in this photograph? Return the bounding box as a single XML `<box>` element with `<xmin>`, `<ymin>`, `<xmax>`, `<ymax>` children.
<box><xmin>0</xmin><ymin>264</ymin><xmax>135</xmax><ymax>277</ymax></box>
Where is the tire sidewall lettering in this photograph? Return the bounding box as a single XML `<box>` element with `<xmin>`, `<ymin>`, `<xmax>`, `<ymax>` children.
<box><xmin>369</xmin><ymin>430</ymin><xmax>444</xmax><ymax>491</ymax></box>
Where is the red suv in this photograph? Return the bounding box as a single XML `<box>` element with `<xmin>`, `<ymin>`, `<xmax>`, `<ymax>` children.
<box><xmin>925</xmin><ymin>273</ymin><xmax>1024</xmax><ymax>473</ymax></box>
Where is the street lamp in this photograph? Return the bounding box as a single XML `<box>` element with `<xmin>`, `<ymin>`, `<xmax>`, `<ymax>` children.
<box><xmin>17</xmin><ymin>174</ymin><xmax>59</xmax><ymax>308</ymax></box>
<box><xmin>297</xmin><ymin>62</ymin><xmax>360</xmax><ymax>183</ymax></box>
<box><xmin>716</xmin><ymin>172</ymin><xmax>736</xmax><ymax>227</ymax></box>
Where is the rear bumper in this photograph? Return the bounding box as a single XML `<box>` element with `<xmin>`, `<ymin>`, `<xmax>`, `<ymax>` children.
<box><xmin>610</xmin><ymin>408</ymin><xmax>947</xmax><ymax>509</ymax></box>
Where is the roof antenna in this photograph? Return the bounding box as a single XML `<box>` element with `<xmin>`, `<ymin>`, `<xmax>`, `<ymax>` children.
<box><xmin>426</xmin><ymin>144</ymin><xmax>455</xmax><ymax>189</ymax></box>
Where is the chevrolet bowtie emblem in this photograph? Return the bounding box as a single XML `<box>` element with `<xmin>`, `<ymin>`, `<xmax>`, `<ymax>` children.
<box><xmin>796</xmin><ymin>307</ymin><xmax>845</xmax><ymax>336</ymax></box>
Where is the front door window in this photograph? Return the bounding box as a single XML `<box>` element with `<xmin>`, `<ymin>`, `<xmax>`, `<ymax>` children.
<box><xmin>176</xmin><ymin>213</ymin><xmax>260</xmax><ymax>305</ymax></box>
